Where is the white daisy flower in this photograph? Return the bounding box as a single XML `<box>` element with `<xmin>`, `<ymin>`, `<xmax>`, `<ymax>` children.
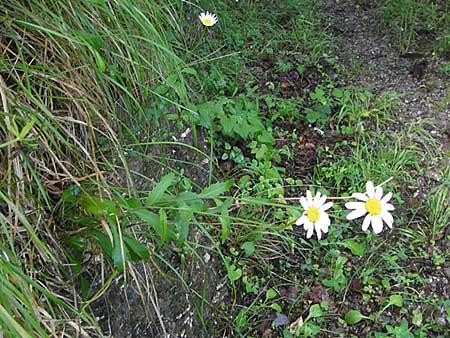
<box><xmin>345</xmin><ymin>181</ymin><xmax>395</xmax><ymax>234</ymax></box>
<box><xmin>199</xmin><ymin>12</ymin><xmax>218</xmax><ymax>27</ymax></box>
<box><xmin>295</xmin><ymin>191</ymin><xmax>333</xmax><ymax>240</ymax></box>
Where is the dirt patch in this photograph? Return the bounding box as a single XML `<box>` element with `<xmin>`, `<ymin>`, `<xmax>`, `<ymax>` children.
<box><xmin>327</xmin><ymin>0</ymin><xmax>449</xmax><ymax>148</ymax></box>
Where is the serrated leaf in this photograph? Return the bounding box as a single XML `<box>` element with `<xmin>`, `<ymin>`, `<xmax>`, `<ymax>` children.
<box><xmin>345</xmin><ymin>310</ymin><xmax>363</xmax><ymax>325</ymax></box>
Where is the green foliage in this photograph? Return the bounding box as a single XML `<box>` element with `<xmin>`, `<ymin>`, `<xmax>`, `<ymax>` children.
<box><xmin>382</xmin><ymin>0</ymin><xmax>450</xmax><ymax>54</ymax></box>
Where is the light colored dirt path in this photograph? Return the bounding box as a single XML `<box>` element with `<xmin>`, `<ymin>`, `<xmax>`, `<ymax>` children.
<box><xmin>328</xmin><ymin>0</ymin><xmax>449</xmax><ymax>151</ymax></box>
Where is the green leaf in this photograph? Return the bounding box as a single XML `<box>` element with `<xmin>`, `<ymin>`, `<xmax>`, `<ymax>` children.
<box><xmin>80</xmin><ymin>195</ymin><xmax>119</xmax><ymax>216</ymax></box>
<box><xmin>241</xmin><ymin>241</ymin><xmax>255</xmax><ymax>257</ymax></box>
<box><xmin>181</xmin><ymin>67</ymin><xmax>197</xmax><ymax>76</ymax></box>
<box><xmin>199</xmin><ymin>180</ymin><xmax>233</xmax><ymax>199</ymax></box>
<box><xmin>308</xmin><ymin>304</ymin><xmax>322</xmax><ymax>319</ymax></box>
<box><xmin>93</xmin><ymin>49</ymin><xmax>106</xmax><ymax>73</ymax></box>
<box><xmin>132</xmin><ymin>209</ymin><xmax>175</xmax><ymax>245</ymax></box>
<box><xmin>18</xmin><ymin>120</ymin><xmax>35</xmax><ymax>139</ymax></box>
<box><xmin>345</xmin><ymin>310</ymin><xmax>363</xmax><ymax>325</ymax></box>
<box><xmin>175</xmin><ymin>209</ymin><xmax>193</xmax><ymax>244</ymax></box>
<box><xmin>145</xmin><ymin>173</ymin><xmax>175</xmax><ymax>207</ymax></box>
<box><xmin>342</xmin><ymin>239</ymin><xmax>366</xmax><ymax>256</ymax></box>
<box><xmin>220</xmin><ymin>215</ymin><xmax>231</xmax><ymax>244</ymax></box>
<box><xmin>228</xmin><ymin>264</ymin><xmax>242</xmax><ymax>282</ymax></box>
<box><xmin>85</xmin><ymin>228</ymin><xmax>112</xmax><ymax>258</ymax></box>
<box><xmin>270</xmin><ymin>303</ymin><xmax>282</xmax><ymax>313</ymax></box>
<box><xmin>389</xmin><ymin>294</ymin><xmax>403</xmax><ymax>307</ymax></box>
<box><xmin>303</xmin><ymin>322</ymin><xmax>321</xmax><ymax>337</ymax></box>
<box><xmin>110</xmin><ymin>220</ymin><xmax>128</xmax><ymax>272</ymax></box>
<box><xmin>123</xmin><ymin>236</ymin><xmax>149</xmax><ymax>261</ymax></box>
<box><xmin>265</xmin><ymin>288</ymin><xmax>277</xmax><ymax>301</ymax></box>
<box><xmin>158</xmin><ymin>209</ymin><xmax>168</xmax><ymax>246</ymax></box>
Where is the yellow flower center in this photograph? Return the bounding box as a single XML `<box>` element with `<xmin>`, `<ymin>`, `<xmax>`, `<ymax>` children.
<box><xmin>203</xmin><ymin>18</ymin><xmax>212</xmax><ymax>25</ymax></box>
<box><xmin>365</xmin><ymin>198</ymin><xmax>382</xmax><ymax>215</ymax></box>
<box><xmin>306</xmin><ymin>207</ymin><xmax>320</xmax><ymax>223</ymax></box>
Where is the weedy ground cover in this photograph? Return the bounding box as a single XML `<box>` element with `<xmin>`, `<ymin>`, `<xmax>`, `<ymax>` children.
<box><xmin>0</xmin><ymin>0</ymin><xmax>449</xmax><ymax>337</ymax></box>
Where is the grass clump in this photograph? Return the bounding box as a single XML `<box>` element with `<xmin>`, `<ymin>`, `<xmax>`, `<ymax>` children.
<box><xmin>1</xmin><ymin>0</ymin><xmax>188</xmax><ymax>335</ymax></box>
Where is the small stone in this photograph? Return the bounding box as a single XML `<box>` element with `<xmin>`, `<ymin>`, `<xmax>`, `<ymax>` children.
<box><xmin>272</xmin><ymin>313</ymin><xmax>290</xmax><ymax>327</ymax></box>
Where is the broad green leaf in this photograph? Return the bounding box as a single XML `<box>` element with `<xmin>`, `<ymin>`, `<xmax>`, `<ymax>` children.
<box><xmin>175</xmin><ymin>209</ymin><xmax>193</xmax><ymax>244</ymax></box>
<box><xmin>123</xmin><ymin>236</ymin><xmax>149</xmax><ymax>261</ymax></box>
<box><xmin>342</xmin><ymin>239</ymin><xmax>366</xmax><ymax>256</ymax></box>
<box><xmin>308</xmin><ymin>304</ymin><xmax>322</xmax><ymax>319</ymax></box>
<box><xmin>85</xmin><ymin>229</ymin><xmax>112</xmax><ymax>258</ymax></box>
<box><xmin>145</xmin><ymin>173</ymin><xmax>175</xmax><ymax>207</ymax></box>
<box><xmin>345</xmin><ymin>310</ymin><xmax>363</xmax><ymax>325</ymax></box>
<box><xmin>241</xmin><ymin>241</ymin><xmax>255</xmax><ymax>257</ymax></box>
<box><xmin>110</xmin><ymin>220</ymin><xmax>128</xmax><ymax>272</ymax></box>
<box><xmin>132</xmin><ymin>209</ymin><xmax>161</xmax><ymax>237</ymax></box>
<box><xmin>389</xmin><ymin>294</ymin><xmax>403</xmax><ymax>307</ymax></box>
<box><xmin>270</xmin><ymin>303</ymin><xmax>282</xmax><ymax>313</ymax></box>
<box><xmin>181</xmin><ymin>67</ymin><xmax>197</xmax><ymax>76</ymax></box>
<box><xmin>412</xmin><ymin>309</ymin><xmax>422</xmax><ymax>326</ymax></box>
<box><xmin>198</xmin><ymin>180</ymin><xmax>233</xmax><ymax>199</ymax></box>
<box><xmin>228</xmin><ymin>264</ymin><xmax>242</xmax><ymax>282</ymax></box>
<box><xmin>303</xmin><ymin>322</ymin><xmax>321</xmax><ymax>336</ymax></box>
<box><xmin>265</xmin><ymin>288</ymin><xmax>277</xmax><ymax>301</ymax></box>
<box><xmin>80</xmin><ymin>195</ymin><xmax>119</xmax><ymax>216</ymax></box>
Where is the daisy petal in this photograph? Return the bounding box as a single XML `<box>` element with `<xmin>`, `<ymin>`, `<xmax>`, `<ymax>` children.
<box><xmin>384</xmin><ymin>203</ymin><xmax>395</xmax><ymax>211</ymax></box>
<box><xmin>299</xmin><ymin>197</ymin><xmax>309</xmax><ymax>210</ymax></box>
<box><xmin>362</xmin><ymin>214</ymin><xmax>371</xmax><ymax>231</ymax></box>
<box><xmin>345</xmin><ymin>201</ymin><xmax>365</xmax><ymax>210</ymax></box>
<box><xmin>375</xmin><ymin>186</ymin><xmax>383</xmax><ymax>200</ymax></box>
<box><xmin>316</xmin><ymin>228</ymin><xmax>322</xmax><ymax>240</ymax></box>
<box><xmin>313</xmin><ymin>192</ymin><xmax>322</xmax><ymax>205</ymax></box>
<box><xmin>306</xmin><ymin>224</ymin><xmax>314</xmax><ymax>238</ymax></box>
<box><xmin>366</xmin><ymin>181</ymin><xmax>375</xmax><ymax>197</ymax></box>
<box><xmin>372</xmin><ymin>215</ymin><xmax>383</xmax><ymax>234</ymax></box>
<box><xmin>347</xmin><ymin>207</ymin><xmax>367</xmax><ymax>220</ymax></box>
<box><xmin>319</xmin><ymin>213</ymin><xmax>330</xmax><ymax>233</ymax></box>
<box><xmin>295</xmin><ymin>215</ymin><xmax>307</xmax><ymax>226</ymax></box>
<box><xmin>304</xmin><ymin>219</ymin><xmax>312</xmax><ymax>231</ymax></box>
<box><xmin>381</xmin><ymin>192</ymin><xmax>392</xmax><ymax>204</ymax></box>
<box><xmin>352</xmin><ymin>192</ymin><xmax>368</xmax><ymax>201</ymax></box>
<box><xmin>317</xmin><ymin>194</ymin><xmax>327</xmax><ymax>207</ymax></box>
<box><xmin>380</xmin><ymin>210</ymin><xmax>394</xmax><ymax>228</ymax></box>
<box><xmin>307</xmin><ymin>190</ymin><xmax>313</xmax><ymax>203</ymax></box>
<box><xmin>320</xmin><ymin>202</ymin><xmax>333</xmax><ymax>212</ymax></box>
